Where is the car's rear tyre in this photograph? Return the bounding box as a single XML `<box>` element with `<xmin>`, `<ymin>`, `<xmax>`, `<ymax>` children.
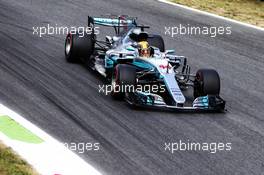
<box><xmin>65</xmin><ymin>32</ymin><xmax>95</xmax><ymax>63</ymax></box>
<box><xmin>193</xmin><ymin>69</ymin><xmax>220</xmax><ymax>98</ymax></box>
<box><xmin>148</xmin><ymin>34</ymin><xmax>165</xmax><ymax>52</ymax></box>
<box><xmin>111</xmin><ymin>64</ymin><xmax>136</xmax><ymax>99</ymax></box>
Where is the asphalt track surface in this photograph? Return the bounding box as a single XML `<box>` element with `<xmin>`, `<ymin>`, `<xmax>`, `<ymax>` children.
<box><xmin>0</xmin><ymin>0</ymin><xmax>264</xmax><ymax>174</ymax></box>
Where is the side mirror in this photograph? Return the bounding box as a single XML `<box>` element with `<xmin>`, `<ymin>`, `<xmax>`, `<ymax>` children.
<box><xmin>112</xmin><ymin>36</ymin><xmax>120</xmax><ymax>42</ymax></box>
<box><xmin>165</xmin><ymin>49</ymin><xmax>175</xmax><ymax>54</ymax></box>
<box><xmin>106</xmin><ymin>36</ymin><xmax>112</xmax><ymax>44</ymax></box>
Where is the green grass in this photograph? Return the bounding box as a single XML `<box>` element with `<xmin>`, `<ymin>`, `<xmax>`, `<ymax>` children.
<box><xmin>171</xmin><ymin>0</ymin><xmax>264</xmax><ymax>28</ymax></box>
<box><xmin>0</xmin><ymin>143</ymin><xmax>38</xmax><ymax>175</ymax></box>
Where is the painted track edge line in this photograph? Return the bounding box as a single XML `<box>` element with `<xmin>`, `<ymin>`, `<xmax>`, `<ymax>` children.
<box><xmin>0</xmin><ymin>104</ymin><xmax>102</xmax><ymax>175</ymax></box>
<box><xmin>157</xmin><ymin>0</ymin><xmax>264</xmax><ymax>31</ymax></box>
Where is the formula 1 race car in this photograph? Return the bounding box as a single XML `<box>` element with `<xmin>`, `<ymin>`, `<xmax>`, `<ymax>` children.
<box><xmin>64</xmin><ymin>15</ymin><xmax>225</xmax><ymax>112</ymax></box>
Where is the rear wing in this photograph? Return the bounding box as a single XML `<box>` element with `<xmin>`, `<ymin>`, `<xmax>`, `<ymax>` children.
<box><xmin>88</xmin><ymin>15</ymin><xmax>137</xmax><ymax>27</ymax></box>
<box><xmin>88</xmin><ymin>15</ymin><xmax>138</xmax><ymax>35</ymax></box>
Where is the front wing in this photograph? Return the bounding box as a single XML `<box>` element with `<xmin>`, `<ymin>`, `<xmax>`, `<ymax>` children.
<box><xmin>125</xmin><ymin>92</ymin><xmax>226</xmax><ymax>112</ymax></box>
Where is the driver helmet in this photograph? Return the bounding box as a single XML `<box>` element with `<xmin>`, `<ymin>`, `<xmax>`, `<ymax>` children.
<box><xmin>138</xmin><ymin>41</ymin><xmax>151</xmax><ymax>58</ymax></box>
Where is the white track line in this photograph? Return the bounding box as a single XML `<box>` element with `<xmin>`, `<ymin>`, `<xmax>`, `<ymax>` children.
<box><xmin>158</xmin><ymin>0</ymin><xmax>264</xmax><ymax>32</ymax></box>
<box><xmin>0</xmin><ymin>104</ymin><xmax>102</xmax><ymax>175</ymax></box>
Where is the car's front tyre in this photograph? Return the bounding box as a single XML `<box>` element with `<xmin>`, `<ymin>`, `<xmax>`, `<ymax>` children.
<box><xmin>193</xmin><ymin>69</ymin><xmax>220</xmax><ymax>98</ymax></box>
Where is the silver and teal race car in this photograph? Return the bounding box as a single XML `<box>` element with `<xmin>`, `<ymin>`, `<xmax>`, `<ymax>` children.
<box><xmin>64</xmin><ymin>15</ymin><xmax>225</xmax><ymax>112</ymax></box>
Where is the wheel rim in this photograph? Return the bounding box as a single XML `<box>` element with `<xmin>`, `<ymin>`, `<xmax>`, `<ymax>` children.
<box><xmin>65</xmin><ymin>36</ymin><xmax>71</xmax><ymax>55</ymax></box>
